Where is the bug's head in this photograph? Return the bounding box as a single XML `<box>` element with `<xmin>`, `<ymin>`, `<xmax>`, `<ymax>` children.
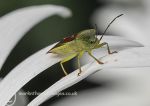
<box><xmin>77</xmin><ymin>28</ymin><xmax>99</xmax><ymax>48</ymax></box>
<box><xmin>85</xmin><ymin>29</ymin><xmax>100</xmax><ymax>48</ymax></box>
<box><xmin>77</xmin><ymin>29</ymin><xmax>97</xmax><ymax>41</ymax></box>
<box><xmin>88</xmin><ymin>29</ymin><xmax>97</xmax><ymax>42</ymax></box>
<box><xmin>83</xmin><ymin>29</ymin><xmax>98</xmax><ymax>43</ymax></box>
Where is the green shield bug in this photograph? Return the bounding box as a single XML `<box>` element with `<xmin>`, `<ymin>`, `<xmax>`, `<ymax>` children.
<box><xmin>47</xmin><ymin>14</ymin><xmax>123</xmax><ymax>76</ymax></box>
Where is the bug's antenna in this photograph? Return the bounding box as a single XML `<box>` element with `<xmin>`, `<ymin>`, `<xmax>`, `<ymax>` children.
<box><xmin>99</xmin><ymin>14</ymin><xmax>123</xmax><ymax>42</ymax></box>
<box><xmin>95</xmin><ymin>24</ymin><xmax>99</xmax><ymax>36</ymax></box>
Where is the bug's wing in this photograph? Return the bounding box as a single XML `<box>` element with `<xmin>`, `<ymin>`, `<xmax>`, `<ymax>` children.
<box><xmin>47</xmin><ymin>34</ymin><xmax>77</xmax><ymax>53</ymax></box>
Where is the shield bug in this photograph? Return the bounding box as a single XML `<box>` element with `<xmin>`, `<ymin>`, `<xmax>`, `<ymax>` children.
<box><xmin>47</xmin><ymin>14</ymin><xmax>123</xmax><ymax>76</ymax></box>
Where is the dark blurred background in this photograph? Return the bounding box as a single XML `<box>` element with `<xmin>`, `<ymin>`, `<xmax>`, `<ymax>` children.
<box><xmin>0</xmin><ymin>0</ymin><xmax>104</xmax><ymax>105</ymax></box>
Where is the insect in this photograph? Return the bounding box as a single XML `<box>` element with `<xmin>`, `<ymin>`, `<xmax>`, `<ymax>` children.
<box><xmin>47</xmin><ymin>14</ymin><xmax>123</xmax><ymax>76</ymax></box>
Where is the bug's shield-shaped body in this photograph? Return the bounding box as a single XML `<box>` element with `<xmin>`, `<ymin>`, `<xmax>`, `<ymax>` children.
<box><xmin>48</xmin><ymin>14</ymin><xmax>122</xmax><ymax>76</ymax></box>
<box><xmin>48</xmin><ymin>29</ymin><xmax>115</xmax><ymax>76</ymax></box>
<box><xmin>49</xmin><ymin>29</ymin><xmax>99</xmax><ymax>55</ymax></box>
<box><xmin>48</xmin><ymin>29</ymin><xmax>106</xmax><ymax>76</ymax></box>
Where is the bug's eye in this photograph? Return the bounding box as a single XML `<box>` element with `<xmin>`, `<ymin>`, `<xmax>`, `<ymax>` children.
<box><xmin>90</xmin><ymin>41</ymin><xmax>94</xmax><ymax>43</ymax></box>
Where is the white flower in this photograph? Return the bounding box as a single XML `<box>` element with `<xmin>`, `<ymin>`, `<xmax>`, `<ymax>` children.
<box><xmin>62</xmin><ymin>1</ymin><xmax>150</xmax><ymax>106</ymax></box>
<box><xmin>0</xmin><ymin>5</ymin><xmax>71</xmax><ymax>106</ymax></box>
<box><xmin>0</xmin><ymin>3</ymin><xmax>150</xmax><ymax>106</ymax></box>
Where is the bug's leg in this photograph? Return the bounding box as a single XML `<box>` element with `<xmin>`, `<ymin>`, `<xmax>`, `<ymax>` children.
<box><xmin>88</xmin><ymin>51</ymin><xmax>104</xmax><ymax>64</ymax></box>
<box><xmin>60</xmin><ymin>54</ymin><xmax>77</xmax><ymax>76</ymax></box>
<box><xmin>77</xmin><ymin>51</ymin><xmax>84</xmax><ymax>76</ymax></box>
<box><xmin>60</xmin><ymin>62</ymin><xmax>68</xmax><ymax>76</ymax></box>
<box><xmin>101</xmin><ymin>42</ymin><xmax>117</xmax><ymax>54</ymax></box>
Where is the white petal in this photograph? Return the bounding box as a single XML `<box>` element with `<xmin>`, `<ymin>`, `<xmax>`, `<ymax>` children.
<box><xmin>81</xmin><ymin>35</ymin><xmax>142</xmax><ymax>65</ymax></box>
<box><xmin>0</xmin><ymin>5</ymin><xmax>71</xmax><ymax>69</ymax></box>
<box><xmin>0</xmin><ymin>35</ymin><xmax>145</xmax><ymax>105</ymax></box>
<box><xmin>0</xmin><ymin>79</ymin><xmax>28</xmax><ymax>106</ymax></box>
<box><xmin>51</xmin><ymin>68</ymin><xmax>150</xmax><ymax>106</ymax></box>
<box><xmin>28</xmin><ymin>47</ymin><xmax>150</xmax><ymax>106</ymax></box>
<box><xmin>0</xmin><ymin>35</ymin><xmax>136</xmax><ymax>105</ymax></box>
<box><xmin>0</xmin><ymin>43</ymin><xmax>64</xmax><ymax>106</ymax></box>
<box><xmin>101</xmin><ymin>47</ymin><xmax>150</xmax><ymax>68</ymax></box>
<box><xmin>100</xmin><ymin>35</ymin><xmax>142</xmax><ymax>47</ymax></box>
<box><xmin>91</xmin><ymin>6</ymin><xmax>150</xmax><ymax>46</ymax></box>
<box><xmin>8</xmin><ymin>90</ymin><xmax>28</xmax><ymax>106</ymax></box>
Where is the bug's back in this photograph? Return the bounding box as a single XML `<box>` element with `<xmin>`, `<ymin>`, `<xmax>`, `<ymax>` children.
<box><xmin>49</xmin><ymin>29</ymin><xmax>97</xmax><ymax>55</ymax></box>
